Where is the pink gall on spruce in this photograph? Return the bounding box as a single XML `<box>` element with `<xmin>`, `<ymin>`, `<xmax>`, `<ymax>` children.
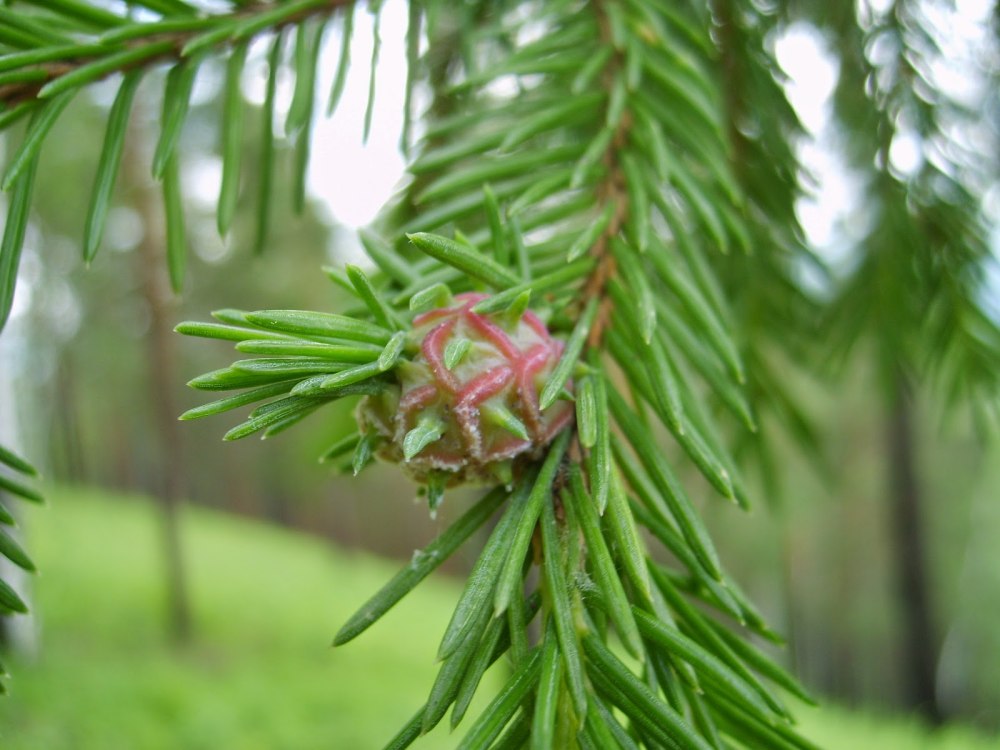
<box><xmin>358</xmin><ymin>293</ymin><xmax>574</xmax><ymax>487</ymax></box>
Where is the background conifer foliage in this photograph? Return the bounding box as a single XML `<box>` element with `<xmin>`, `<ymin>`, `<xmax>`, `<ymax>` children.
<box><xmin>1</xmin><ymin>0</ymin><xmax>998</xmax><ymax>746</ymax></box>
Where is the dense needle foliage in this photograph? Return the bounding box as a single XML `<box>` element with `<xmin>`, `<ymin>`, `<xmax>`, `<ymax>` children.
<box><xmin>0</xmin><ymin>0</ymin><xmax>997</xmax><ymax>746</ymax></box>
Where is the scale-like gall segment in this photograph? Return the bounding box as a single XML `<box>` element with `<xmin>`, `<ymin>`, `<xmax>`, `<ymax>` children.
<box><xmin>358</xmin><ymin>293</ymin><xmax>574</xmax><ymax>484</ymax></box>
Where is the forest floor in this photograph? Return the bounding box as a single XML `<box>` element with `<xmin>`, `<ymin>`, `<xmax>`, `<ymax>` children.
<box><xmin>0</xmin><ymin>487</ymin><xmax>996</xmax><ymax>749</ymax></box>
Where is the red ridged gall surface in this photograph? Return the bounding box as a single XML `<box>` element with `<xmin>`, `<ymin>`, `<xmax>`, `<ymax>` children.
<box><xmin>358</xmin><ymin>293</ymin><xmax>574</xmax><ymax>484</ymax></box>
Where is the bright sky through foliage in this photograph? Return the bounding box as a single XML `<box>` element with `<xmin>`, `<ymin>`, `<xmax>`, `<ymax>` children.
<box><xmin>304</xmin><ymin>3</ymin><xmax>855</xmax><ymax>253</ymax></box>
<box><xmin>308</xmin><ymin>0</ymin><xmax>408</xmax><ymax>230</ymax></box>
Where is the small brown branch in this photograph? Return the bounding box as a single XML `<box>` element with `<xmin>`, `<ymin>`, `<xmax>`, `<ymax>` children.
<box><xmin>583</xmin><ymin>162</ymin><xmax>628</xmax><ymax>347</ymax></box>
<box><xmin>579</xmin><ymin>14</ymin><xmax>633</xmax><ymax>349</ymax></box>
<box><xmin>0</xmin><ymin>0</ymin><xmax>356</xmax><ymax>109</ymax></box>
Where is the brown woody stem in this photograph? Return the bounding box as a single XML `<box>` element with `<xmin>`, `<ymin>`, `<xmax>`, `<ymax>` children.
<box><xmin>581</xmin><ymin>11</ymin><xmax>631</xmax><ymax>349</ymax></box>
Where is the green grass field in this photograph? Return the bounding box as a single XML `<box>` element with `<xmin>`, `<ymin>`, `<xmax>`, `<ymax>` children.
<box><xmin>0</xmin><ymin>488</ymin><xmax>997</xmax><ymax>749</ymax></box>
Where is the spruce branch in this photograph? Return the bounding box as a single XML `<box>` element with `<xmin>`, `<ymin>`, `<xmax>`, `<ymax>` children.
<box><xmin>0</xmin><ymin>0</ymin><xmax>930</xmax><ymax>744</ymax></box>
<box><xmin>813</xmin><ymin>0</ymin><xmax>1000</xmax><ymax>405</ymax></box>
<box><xmin>0</xmin><ymin>0</ymin><xmax>356</xmax><ymax>109</ymax></box>
<box><xmin>1</xmin><ymin>1</ymin><xmax>372</xmax><ymax>317</ymax></box>
<box><xmin>3</xmin><ymin>2</ymin><xmax>809</xmax><ymax>741</ymax></box>
<box><xmin>0</xmin><ymin>442</ymin><xmax>43</xmax><ymax>691</ymax></box>
<box><xmin>165</xmin><ymin>2</ymin><xmax>829</xmax><ymax>746</ymax></box>
<box><xmin>0</xmin><ymin>0</ymin><xmax>990</xmax><ymax>736</ymax></box>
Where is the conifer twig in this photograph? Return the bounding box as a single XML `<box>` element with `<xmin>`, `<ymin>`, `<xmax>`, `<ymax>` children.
<box><xmin>0</xmin><ymin>0</ymin><xmax>355</xmax><ymax>108</ymax></box>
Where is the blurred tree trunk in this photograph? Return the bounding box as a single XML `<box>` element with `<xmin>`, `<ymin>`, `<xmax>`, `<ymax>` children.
<box><xmin>126</xmin><ymin>127</ymin><xmax>192</xmax><ymax>644</ymax></box>
<box><xmin>53</xmin><ymin>352</ymin><xmax>85</xmax><ymax>482</ymax></box>
<box><xmin>887</xmin><ymin>373</ymin><xmax>941</xmax><ymax>722</ymax></box>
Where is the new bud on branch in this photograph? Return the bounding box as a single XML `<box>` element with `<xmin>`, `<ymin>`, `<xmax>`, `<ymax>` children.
<box><xmin>358</xmin><ymin>293</ymin><xmax>574</xmax><ymax>486</ymax></box>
